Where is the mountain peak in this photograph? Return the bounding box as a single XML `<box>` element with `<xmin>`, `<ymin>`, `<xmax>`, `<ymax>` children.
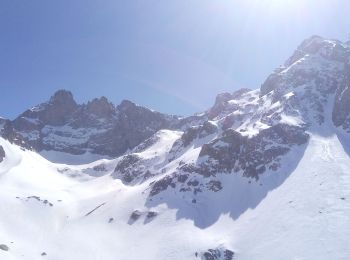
<box><xmin>49</xmin><ymin>89</ymin><xmax>76</xmax><ymax>106</ymax></box>
<box><xmin>86</xmin><ymin>96</ymin><xmax>116</xmax><ymax>117</ymax></box>
<box><xmin>118</xmin><ymin>100</ymin><xmax>136</xmax><ymax>111</ymax></box>
<box><xmin>260</xmin><ymin>36</ymin><xmax>350</xmax><ymax>98</ymax></box>
<box><xmin>284</xmin><ymin>35</ymin><xmax>349</xmax><ymax>68</ymax></box>
<box><xmin>299</xmin><ymin>34</ymin><xmax>324</xmax><ymax>48</ymax></box>
<box><xmin>207</xmin><ymin>88</ymin><xmax>252</xmax><ymax>119</ymax></box>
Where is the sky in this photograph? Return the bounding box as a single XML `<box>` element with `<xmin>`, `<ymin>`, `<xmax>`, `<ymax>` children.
<box><xmin>1</xmin><ymin>0</ymin><xmax>350</xmax><ymax>119</ymax></box>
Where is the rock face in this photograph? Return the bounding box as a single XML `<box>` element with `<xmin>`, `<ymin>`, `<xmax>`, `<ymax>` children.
<box><xmin>112</xmin><ymin>130</ymin><xmax>182</xmax><ymax>184</ymax></box>
<box><xmin>197</xmin><ymin>124</ymin><xmax>308</xmax><ymax>178</ymax></box>
<box><xmin>1</xmin><ymin>90</ymin><xmax>179</xmax><ymax>158</ymax></box>
<box><xmin>261</xmin><ymin>35</ymin><xmax>350</xmax><ymax>126</ymax></box>
<box><xmin>333</xmin><ymin>62</ymin><xmax>350</xmax><ymax>132</ymax></box>
<box><xmin>136</xmin><ymin>36</ymin><xmax>350</xmax><ymax>216</ymax></box>
<box><xmin>0</xmin><ymin>145</ymin><xmax>5</xmax><ymax>163</ymax></box>
<box><xmin>148</xmin><ymin>124</ymin><xmax>309</xmax><ymax>197</ymax></box>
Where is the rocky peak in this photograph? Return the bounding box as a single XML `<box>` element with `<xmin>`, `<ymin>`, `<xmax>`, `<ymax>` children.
<box><xmin>285</xmin><ymin>35</ymin><xmax>349</xmax><ymax>67</ymax></box>
<box><xmin>49</xmin><ymin>89</ymin><xmax>77</xmax><ymax>108</ymax></box>
<box><xmin>11</xmin><ymin>90</ymin><xmax>78</xmax><ymax>131</ymax></box>
<box><xmin>117</xmin><ymin>100</ymin><xmax>137</xmax><ymax>112</ymax></box>
<box><xmin>32</xmin><ymin>90</ymin><xmax>78</xmax><ymax>126</ymax></box>
<box><xmin>230</xmin><ymin>88</ymin><xmax>252</xmax><ymax>99</ymax></box>
<box><xmin>214</xmin><ymin>92</ymin><xmax>233</xmax><ymax>105</ymax></box>
<box><xmin>261</xmin><ymin>36</ymin><xmax>350</xmax><ymax>98</ymax></box>
<box><xmin>207</xmin><ymin>88</ymin><xmax>252</xmax><ymax>120</ymax></box>
<box><xmin>86</xmin><ymin>96</ymin><xmax>116</xmax><ymax>118</ymax></box>
<box><xmin>256</xmin><ymin>37</ymin><xmax>350</xmax><ymax>126</ymax></box>
<box><xmin>207</xmin><ymin>92</ymin><xmax>233</xmax><ymax>119</ymax></box>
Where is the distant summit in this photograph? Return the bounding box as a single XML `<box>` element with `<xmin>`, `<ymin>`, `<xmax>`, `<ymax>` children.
<box><xmin>0</xmin><ymin>90</ymin><xmax>180</xmax><ymax>159</ymax></box>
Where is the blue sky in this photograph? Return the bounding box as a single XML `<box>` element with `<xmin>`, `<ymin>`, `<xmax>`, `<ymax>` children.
<box><xmin>1</xmin><ymin>0</ymin><xmax>350</xmax><ymax>118</ymax></box>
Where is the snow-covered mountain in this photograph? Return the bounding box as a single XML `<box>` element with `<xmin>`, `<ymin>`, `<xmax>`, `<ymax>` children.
<box><xmin>0</xmin><ymin>91</ymin><xmax>180</xmax><ymax>163</ymax></box>
<box><xmin>1</xmin><ymin>35</ymin><xmax>350</xmax><ymax>260</ymax></box>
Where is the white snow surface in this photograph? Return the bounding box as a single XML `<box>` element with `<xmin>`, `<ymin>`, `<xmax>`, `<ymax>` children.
<box><xmin>0</xmin><ymin>121</ymin><xmax>350</xmax><ymax>260</ymax></box>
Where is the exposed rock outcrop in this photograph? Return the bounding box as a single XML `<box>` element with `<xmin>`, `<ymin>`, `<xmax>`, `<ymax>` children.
<box><xmin>196</xmin><ymin>248</ymin><xmax>234</xmax><ymax>260</ymax></box>
<box><xmin>0</xmin><ymin>145</ymin><xmax>5</xmax><ymax>163</ymax></box>
<box><xmin>0</xmin><ymin>244</ymin><xmax>9</xmax><ymax>251</ymax></box>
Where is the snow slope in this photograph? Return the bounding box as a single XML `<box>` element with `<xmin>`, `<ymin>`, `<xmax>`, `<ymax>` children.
<box><xmin>209</xmin><ymin>129</ymin><xmax>350</xmax><ymax>259</ymax></box>
<box><xmin>0</xmin><ymin>123</ymin><xmax>350</xmax><ymax>260</ymax></box>
<box><xmin>0</xmin><ymin>136</ymin><xmax>228</xmax><ymax>260</ymax></box>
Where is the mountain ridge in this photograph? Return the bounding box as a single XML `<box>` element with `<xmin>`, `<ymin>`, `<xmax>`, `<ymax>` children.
<box><xmin>1</xmin><ymin>35</ymin><xmax>350</xmax><ymax>260</ymax></box>
<box><xmin>0</xmin><ymin>90</ymin><xmax>181</xmax><ymax>161</ymax></box>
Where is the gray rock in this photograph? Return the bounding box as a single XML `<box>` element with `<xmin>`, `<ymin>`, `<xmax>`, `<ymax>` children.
<box><xmin>0</xmin><ymin>244</ymin><xmax>9</xmax><ymax>251</ymax></box>
<box><xmin>146</xmin><ymin>211</ymin><xmax>157</xmax><ymax>219</ymax></box>
<box><xmin>0</xmin><ymin>145</ymin><xmax>5</xmax><ymax>163</ymax></box>
<box><xmin>145</xmin><ymin>211</ymin><xmax>158</xmax><ymax>223</ymax></box>
<box><xmin>208</xmin><ymin>89</ymin><xmax>251</xmax><ymax>119</ymax></box>
<box><xmin>128</xmin><ymin>210</ymin><xmax>142</xmax><ymax>224</ymax></box>
<box><xmin>150</xmin><ymin>176</ymin><xmax>176</xmax><ymax>196</ymax></box>
<box><xmin>198</xmin><ymin>248</ymin><xmax>234</xmax><ymax>260</ymax></box>
<box><xmin>113</xmin><ymin>154</ymin><xmax>145</xmax><ymax>184</ymax></box>
<box><xmin>332</xmin><ymin>64</ymin><xmax>350</xmax><ymax>131</ymax></box>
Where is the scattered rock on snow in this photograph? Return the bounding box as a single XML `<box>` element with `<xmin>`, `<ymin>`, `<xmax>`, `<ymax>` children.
<box><xmin>128</xmin><ymin>210</ymin><xmax>159</xmax><ymax>224</ymax></box>
<box><xmin>20</xmin><ymin>196</ymin><xmax>54</xmax><ymax>207</ymax></box>
<box><xmin>144</xmin><ymin>211</ymin><xmax>158</xmax><ymax>223</ymax></box>
<box><xmin>0</xmin><ymin>244</ymin><xmax>9</xmax><ymax>251</ymax></box>
<box><xmin>128</xmin><ymin>210</ymin><xmax>142</xmax><ymax>224</ymax></box>
<box><xmin>198</xmin><ymin>248</ymin><xmax>234</xmax><ymax>260</ymax></box>
<box><xmin>0</xmin><ymin>145</ymin><xmax>5</xmax><ymax>163</ymax></box>
<box><xmin>146</xmin><ymin>211</ymin><xmax>157</xmax><ymax>219</ymax></box>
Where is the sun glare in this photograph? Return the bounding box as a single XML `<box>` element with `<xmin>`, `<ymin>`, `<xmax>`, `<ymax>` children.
<box><xmin>249</xmin><ymin>0</ymin><xmax>308</xmax><ymax>20</ymax></box>
<box><xmin>265</xmin><ymin>0</ymin><xmax>304</xmax><ymax>10</ymax></box>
